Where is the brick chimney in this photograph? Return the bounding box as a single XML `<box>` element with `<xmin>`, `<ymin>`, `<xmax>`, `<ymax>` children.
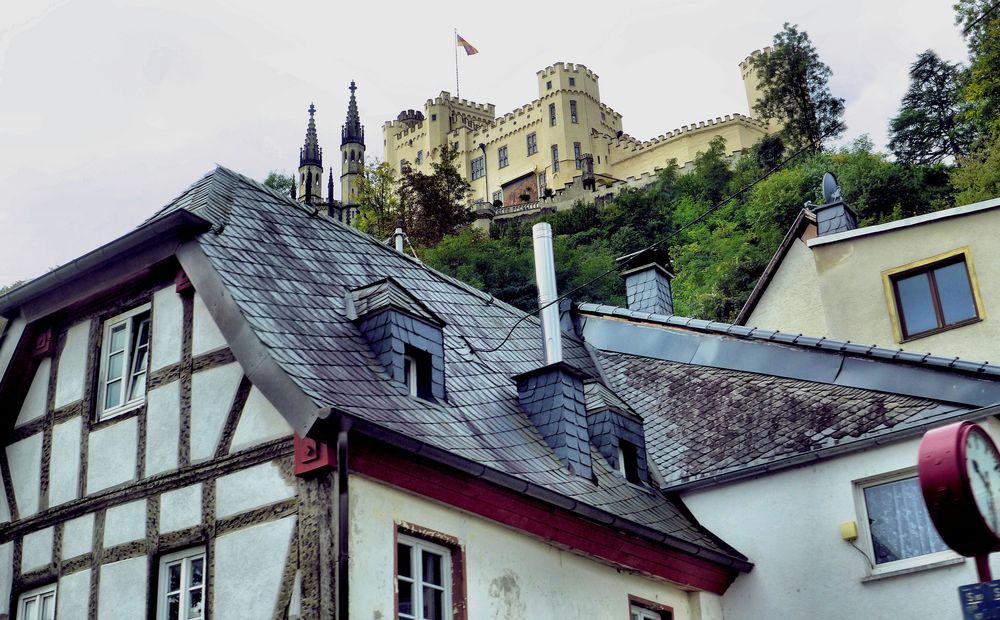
<box><xmin>616</xmin><ymin>248</ymin><xmax>674</xmax><ymax>315</ymax></box>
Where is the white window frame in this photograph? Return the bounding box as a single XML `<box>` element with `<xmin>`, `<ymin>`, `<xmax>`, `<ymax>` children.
<box><xmin>397</xmin><ymin>534</ymin><xmax>451</xmax><ymax>620</ymax></box>
<box><xmin>156</xmin><ymin>547</ymin><xmax>207</xmax><ymax>620</ymax></box>
<box><xmin>403</xmin><ymin>353</ymin><xmax>419</xmax><ymax>398</ymax></box>
<box><xmin>17</xmin><ymin>583</ymin><xmax>56</xmax><ymax>620</ymax></box>
<box><xmin>854</xmin><ymin>468</ymin><xmax>960</xmax><ymax>576</ymax></box>
<box><xmin>630</xmin><ymin>605</ymin><xmax>662</xmax><ymax>620</ymax></box>
<box><xmin>97</xmin><ymin>303</ymin><xmax>151</xmax><ymax>420</ymax></box>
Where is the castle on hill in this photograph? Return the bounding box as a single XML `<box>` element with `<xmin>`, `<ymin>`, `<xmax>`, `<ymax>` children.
<box><xmin>292</xmin><ymin>82</ymin><xmax>366</xmax><ymax>225</ymax></box>
<box><xmin>382</xmin><ymin>50</ymin><xmax>776</xmax><ymax>218</ymax></box>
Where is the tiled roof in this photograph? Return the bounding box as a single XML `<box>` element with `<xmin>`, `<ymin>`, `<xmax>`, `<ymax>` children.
<box><xmin>152</xmin><ymin>167</ymin><xmax>738</xmax><ymax>558</ymax></box>
<box><xmin>597</xmin><ymin>349</ymin><xmax>971</xmax><ymax>489</ymax></box>
<box><xmin>349</xmin><ymin>278</ymin><xmax>442</xmax><ymax>325</ymax></box>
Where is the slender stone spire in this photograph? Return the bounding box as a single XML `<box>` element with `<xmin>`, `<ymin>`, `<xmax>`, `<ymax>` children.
<box><xmin>300</xmin><ymin>102</ymin><xmax>323</xmax><ymax>168</ymax></box>
<box><xmin>327</xmin><ymin>167</ymin><xmax>335</xmax><ymax>202</ymax></box>
<box><xmin>342</xmin><ymin>81</ymin><xmax>365</xmax><ymax>147</ymax></box>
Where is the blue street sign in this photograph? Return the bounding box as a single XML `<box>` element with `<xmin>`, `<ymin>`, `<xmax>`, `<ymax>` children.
<box><xmin>960</xmin><ymin>580</ymin><xmax>1000</xmax><ymax>619</ymax></box>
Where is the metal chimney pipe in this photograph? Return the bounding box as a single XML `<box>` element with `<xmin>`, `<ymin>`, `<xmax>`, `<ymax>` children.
<box><xmin>532</xmin><ymin>223</ymin><xmax>563</xmax><ymax>364</ymax></box>
<box><xmin>393</xmin><ymin>227</ymin><xmax>405</xmax><ymax>253</ymax></box>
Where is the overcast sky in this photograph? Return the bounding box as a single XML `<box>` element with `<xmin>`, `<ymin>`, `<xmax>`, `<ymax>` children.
<box><xmin>0</xmin><ymin>0</ymin><xmax>970</xmax><ymax>286</ymax></box>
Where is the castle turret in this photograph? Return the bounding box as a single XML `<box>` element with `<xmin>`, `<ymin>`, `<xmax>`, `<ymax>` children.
<box><xmin>298</xmin><ymin>103</ymin><xmax>324</xmax><ymax>205</ymax></box>
<box><xmin>739</xmin><ymin>47</ymin><xmax>782</xmax><ymax>132</ymax></box>
<box><xmin>341</xmin><ymin>81</ymin><xmax>365</xmax><ymax>215</ymax></box>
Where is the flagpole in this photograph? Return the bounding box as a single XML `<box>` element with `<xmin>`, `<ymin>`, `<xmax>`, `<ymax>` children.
<box><xmin>454</xmin><ymin>27</ymin><xmax>460</xmax><ymax>98</ymax></box>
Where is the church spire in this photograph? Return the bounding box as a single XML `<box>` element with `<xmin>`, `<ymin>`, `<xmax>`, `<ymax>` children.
<box><xmin>341</xmin><ymin>81</ymin><xmax>365</xmax><ymax>147</ymax></box>
<box><xmin>300</xmin><ymin>102</ymin><xmax>323</xmax><ymax>168</ymax></box>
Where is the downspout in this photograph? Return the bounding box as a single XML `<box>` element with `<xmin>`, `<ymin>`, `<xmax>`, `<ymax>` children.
<box><xmin>337</xmin><ymin>418</ymin><xmax>351</xmax><ymax>620</ymax></box>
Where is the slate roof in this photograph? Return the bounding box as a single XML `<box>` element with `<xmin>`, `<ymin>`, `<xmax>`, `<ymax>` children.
<box><xmin>348</xmin><ymin>278</ymin><xmax>442</xmax><ymax>325</ymax></box>
<box><xmin>597</xmin><ymin>349</ymin><xmax>970</xmax><ymax>489</ymax></box>
<box><xmin>149</xmin><ymin>167</ymin><xmax>740</xmax><ymax>559</ymax></box>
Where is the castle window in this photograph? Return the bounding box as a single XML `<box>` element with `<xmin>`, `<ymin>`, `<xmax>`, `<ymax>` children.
<box><xmin>498</xmin><ymin>145</ymin><xmax>508</xmax><ymax>168</ymax></box>
<box><xmin>601</xmin><ymin>111</ymin><xmax>606</xmax><ymax>121</ymax></box>
<box><xmin>546</xmin><ymin>80</ymin><xmax>552</xmax><ymax>90</ymax></box>
<box><xmin>431</xmin><ymin>113</ymin><xmax>437</xmax><ymax>121</ymax></box>
<box><xmin>416</xmin><ymin>150</ymin><xmax>423</xmax><ymax>165</ymax></box>
<box><xmin>526</xmin><ymin>133</ymin><xmax>537</xmax><ymax>156</ymax></box>
<box><xmin>551</xmin><ymin>145</ymin><xmax>559</xmax><ymax>173</ymax></box>
<box><xmin>98</xmin><ymin>304</ymin><xmax>151</xmax><ymax>420</ymax></box>
<box><xmin>538</xmin><ymin>171</ymin><xmax>547</xmax><ymax>194</ymax></box>
<box><xmin>549</xmin><ymin>103</ymin><xmax>557</xmax><ymax>127</ymax></box>
<box><xmin>492</xmin><ymin>190</ymin><xmax>502</xmax><ymax>204</ymax></box>
<box><xmin>574</xmin><ymin>142</ymin><xmax>582</xmax><ymax>169</ymax></box>
<box><xmin>471</xmin><ymin>156</ymin><xmax>485</xmax><ymax>180</ymax></box>
<box><xmin>452</xmin><ymin>141</ymin><xmax>459</xmax><ymax>152</ymax></box>
<box><xmin>570</xmin><ymin>100</ymin><xmax>578</xmax><ymax>124</ymax></box>
<box><xmin>569</xmin><ymin>77</ymin><xmax>576</xmax><ymax>87</ymax></box>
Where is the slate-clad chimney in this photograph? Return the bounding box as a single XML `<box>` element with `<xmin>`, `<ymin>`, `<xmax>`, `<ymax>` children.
<box><xmin>810</xmin><ymin>172</ymin><xmax>857</xmax><ymax>236</ymax></box>
<box><xmin>513</xmin><ymin>223</ymin><xmax>592</xmax><ymax>479</ymax></box>
<box><xmin>616</xmin><ymin>248</ymin><xmax>674</xmax><ymax>315</ymax></box>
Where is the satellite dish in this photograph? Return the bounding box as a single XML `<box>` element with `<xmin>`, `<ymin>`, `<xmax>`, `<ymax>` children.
<box><xmin>822</xmin><ymin>172</ymin><xmax>843</xmax><ymax>204</ymax></box>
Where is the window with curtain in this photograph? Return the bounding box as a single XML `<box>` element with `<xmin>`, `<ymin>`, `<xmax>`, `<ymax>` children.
<box><xmin>862</xmin><ymin>476</ymin><xmax>948</xmax><ymax>564</ymax></box>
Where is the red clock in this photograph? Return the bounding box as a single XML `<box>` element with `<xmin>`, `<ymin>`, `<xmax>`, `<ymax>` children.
<box><xmin>919</xmin><ymin>421</ymin><xmax>1000</xmax><ymax>559</ymax></box>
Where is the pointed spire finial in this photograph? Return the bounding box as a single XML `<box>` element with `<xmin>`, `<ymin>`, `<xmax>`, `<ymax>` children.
<box><xmin>342</xmin><ymin>82</ymin><xmax>365</xmax><ymax>147</ymax></box>
<box><xmin>300</xmin><ymin>102</ymin><xmax>322</xmax><ymax>169</ymax></box>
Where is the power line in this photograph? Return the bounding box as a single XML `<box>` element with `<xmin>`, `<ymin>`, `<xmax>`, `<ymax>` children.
<box><xmin>963</xmin><ymin>0</ymin><xmax>1000</xmax><ymax>35</ymax></box>
<box><xmin>470</xmin><ymin>123</ymin><xmax>845</xmax><ymax>355</ymax></box>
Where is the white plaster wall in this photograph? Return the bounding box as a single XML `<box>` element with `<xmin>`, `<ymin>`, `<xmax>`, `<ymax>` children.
<box><xmin>15</xmin><ymin>358</ymin><xmax>50</xmax><ymax>427</ymax></box>
<box><xmin>190</xmin><ymin>362</ymin><xmax>242</xmax><ymax>462</ymax></box>
<box><xmin>54</xmin><ymin>321</ymin><xmax>90</xmax><ymax>409</ymax></box>
<box><xmin>145</xmin><ymin>381</ymin><xmax>180</xmax><ymax>477</ymax></box>
<box><xmin>350</xmin><ymin>475</ymin><xmax>696</xmax><ymax>619</ymax></box>
<box><xmin>215</xmin><ymin>460</ymin><xmax>295</xmax><ymax>519</ymax></box>
<box><xmin>49</xmin><ymin>415</ymin><xmax>82</xmax><ymax>506</ymax></box>
<box><xmin>103</xmin><ymin>499</ymin><xmax>146</xmax><ymax>547</ymax></box>
<box><xmin>7</xmin><ymin>433</ymin><xmax>42</xmax><ymax>517</ymax></box>
<box><xmin>683</xmin><ymin>437</ymin><xmax>994</xmax><ymax>620</ymax></box>
<box><xmin>97</xmin><ymin>556</ymin><xmax>147</xmax><ymax>619</ymax></box>
<box><xmin>160</xmin><ymin>484</ymin><xmax>202</xmax><ymax>533</ymax></box>
<box><xmin>810</xmin><ymin>209</ymin><xmax>1000</xmax><ymax>359</ymax></box>
<box><xmin>191</xmin><ymin>292</ymin><xmax>227</xmax><ymax>356</ymax></box>
<box><xmin>86</xmin><ymin>418</ymin><xmax>138</xmax><ymax>494</ymax></box>
<box><xmin>57</xmin><ymin>568</ymin><xmax>92</xmax><ymax>618</ymax></box>
<box><xmin>62</xmin><ymin>513</ymin><xmax>94</xmax><ymax>560</ymax></box>
<box><xmin>21</xmin><ymin>526</ymin><xmax>53</xmax><ymax>573</ymax></box>
<box><xmin>151</xmin><ymin>286</ymin><xmax>183</xmax><ymax>371</ymax></box>
<box><xmin>747</xmin><ymin>239</ymin><xmax>828</xmax><ymax>335</ymax></box>
<box><xmin>213</xmin><ymin>515</ymin><xmax>295</xmax><ymax>620</ymax></box>
<box><xmin>229</xmin><ymin>387</ymin><xmax>292</xmax><ymax>453</ymax></box>
<box><xmin>0</xmin><ymin>542</ymin><xmax>11</xmax><ymax>615</ymax></box>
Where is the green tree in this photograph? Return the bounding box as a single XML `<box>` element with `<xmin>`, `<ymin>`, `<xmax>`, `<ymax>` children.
<box><xmin>262</xmin><ymin>170</ymin><xmax>295</xmax><ymax>196</ymax></box>
<box><xmin>355</xmin><ymin>161</ymin><xmax>402</xmax><ymax>239</ymax></box>
<box><xmin>964</xmin><ymin>18</ymin><xmax>1000</xmax><ymax>143</ymax></box>
<box><xmin>888</xmin><ymin>50</ymin><xmax>972</xmax><ymax>164</ymax></box>
<box><xmin>953</xmin><ymin>133</ymin><xmax>1000</xmax><ymax>203</ymax></box>
<box><xmin>402</xmin><ymin>145</ymin><xmax>472</xmax><ymax>246</ymax></box>
<box><xmin>751</xmin><ymin>23</ymin><xmax>845</xmax><ymax>151</ymax></box>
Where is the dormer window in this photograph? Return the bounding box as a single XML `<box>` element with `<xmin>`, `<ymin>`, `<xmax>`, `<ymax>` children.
<box><xmin>348</xmin><ymin>278</ymin><xmax>446</xmax><ymax>402</ymax></box>
<box><xmin>97</xmin><ymin>304</ymin><xmax>151</xmax><ymax>419</ymax></box>
<box><xmin>618</xmin><ymin>440</ymin><xmax>642</xmax><ymax>485</ymax></box>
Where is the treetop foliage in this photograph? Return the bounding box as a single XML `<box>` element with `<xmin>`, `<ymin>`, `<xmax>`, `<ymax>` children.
<box><xmin>751</xmin><ymin>23</ymin><xmax>846</xmax><ymax>151</ymax></box>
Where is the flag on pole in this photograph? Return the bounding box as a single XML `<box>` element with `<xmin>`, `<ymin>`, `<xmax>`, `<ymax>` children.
<box><xmin>456</xmin><ymin>34</ymin><xmax>478</xmax><ymax>55</ymax></box>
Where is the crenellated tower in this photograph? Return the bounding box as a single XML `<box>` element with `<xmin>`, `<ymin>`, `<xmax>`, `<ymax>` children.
<box><xmin>341</xmin><ymin>81</ymin><xmax>365</xmax><ymax>220</ymax></box>
<box><xmin>298</xmin><ymin>103</ymin><xmax>324</xmax><ymax>205</ymax></box>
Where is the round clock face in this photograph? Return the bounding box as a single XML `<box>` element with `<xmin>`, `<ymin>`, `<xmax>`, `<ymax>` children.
<box><xmin>965</xmin><ymin>426</ymin><xmax>1000</xmax><ymax>537</ymax></box>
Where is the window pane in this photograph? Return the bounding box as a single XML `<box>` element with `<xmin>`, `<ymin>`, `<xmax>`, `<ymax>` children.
<box><xmin>934</xmin><ymin>262</ymin><xmax>977</xmax><ymax>325</ymax></box>
<box><xmin>190</xmin><ymin>557</ymin><xmax>204</xmax><ymax>587</ymax></box>
<box><xmin>167</xmin><ymin>593</ymin><xmax>180</xmax><ymax>620</ymax></box>
<box><xmin>24</xmin><ymin>599</ymin><xmax>37</xmax><ymax>620</ymax></box>
<box><xmin>398</xmin><ymin>543</ymin><xmax>413</xmax><ymax>577</ymax></box>
<box><xmin>168</xmin><ymin>562</ymin><xmax>182</xmax><ymax>591</ymax></box>
<box><xmin>105</xmin><ymin>379</ymin><xmax>122</xmax><ymax>410</ymax></box>
<box><xmin>864</xmin><ymin>477</ymin><xmax>948</xmax><ymax>563</ymax></box>
<box><xmin>187</xmin><ymin>586</ymin><xmax>203</xmax><ymax>619</ymax></box>
<box><xmin>41</xmin><ymin>594</ymin><xmax>55</xmax><ymax>620</ymax></box>
<box><xmin>422</xmin><ymin>549</ymin><xmax>443</xmax><ymax>586</ymax></box>
<box><xmin>398</xmin><ymin>579</ymin><xmax>414</xmax><ymax>618</ymax></box>
<box><xmin>108</xmin><ymin>351</ymin><xmax>125</xmax><ymax>380</ymax></box>
<box><xmin>109</xmin><ymin>324</ymin><xmax>127</xmax><ymax>352</ymax></box>
<box><xmin>895</xmin><ymin>273</ymin><xmax>938</xmax><ymax>335</ymax></box>
<box><xmin>129</xmin><ymin>368</ymin><xmax>147</xmax><ymax>401</ymax></box>
<box><xmin>422</xmin><ymin>585</ymin><xmax>443</xmax><ymax>620</ymax></box>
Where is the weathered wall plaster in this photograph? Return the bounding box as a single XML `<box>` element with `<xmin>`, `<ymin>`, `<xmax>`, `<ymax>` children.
<box><xmin>151</xmin><ymin>286</ymin><xmax>183</xmax><ymax>371</ymax></box>
<box><xmin>54</xmin><ymin>321</ymin><xmax>90</xmax><ymax>409</ymax></box>
<box><xmin>86</xmin><ymin>418</ymin><xmax>138</xmax><ymax>494</ymax></box>
<box><xmin>21</xmin><ymin>526</ymin><xmax>54</xmax><ymax>573</ymax></box>
<box><xmin>190</xmin><ymin>362</ymin><xmax>242</xmax><ymax>462</ymax></box>
<box><xmin>97</xmin><ymin>556</ymin><xmax>148</xmax><ymax>619</ymax></box>
<box><xmin>7</xmin><ymin>433</ymin><xmax>43</xmax><ymax>517</ymax></box>
<box><xmin>103</xmin><ymin>499</ymin><xmax>146</xmax><ymax>548</ymax></box>
<box><xmin>15</xmin><ymin>358</ymin><xmax>50</xmax><ymax>427</ymax></box>
<box><xmin>213</xmin><ymin>515</ymin><xmax>296</xmax><ymax>620</ymax></box>
<box><xmin>215</xmin><ymin>460</ymin><xmax>294</xmax><ymax>519</ymax></box>
<box><xmin>229</xmin><ymin>387</ymin><xmax>292</xmax><ymax>453</ymax></box>
<box><xmin>159</xmin><ymin>483</ymin><xmax>202</xmax><ymax>533</ymax></box>
<box><xmin>191</xmin><ymin>292</ymin><xmax>227</xmax><ymax>356</ymax></box>
<box><xmin>49</xmin><ymin>415</ymin><xmax>82</xmax><ymax>506</ymax></box>
<box><xmin>61</xmin><ymin>513</ymin><xmax>95</xmax><ymax>560</ymax></box>
<box><xmin>57</xmin><ymin>568</ymin><xmax>92</xmax><ymax>618</ymax></box>
<box><xmin>145</xmin><ymin>381</ymin><xmax>180</xmax><ymax>477</ymax></box>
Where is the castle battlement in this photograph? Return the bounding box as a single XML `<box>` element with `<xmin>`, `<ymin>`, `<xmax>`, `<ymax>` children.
<box><xmin>536</xmin><ymin>62</ymin><xmax>599</xmax><ymax>83</ymax></box>
<box><xmin>739</xmin><ymin>46</ymin><xmax>773</xmax><ymax>76</ymax></box>
<box><xmin>427</xmin><ymin>91</ymin><xmax>495</xmax><ymax>116</ymax></box>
